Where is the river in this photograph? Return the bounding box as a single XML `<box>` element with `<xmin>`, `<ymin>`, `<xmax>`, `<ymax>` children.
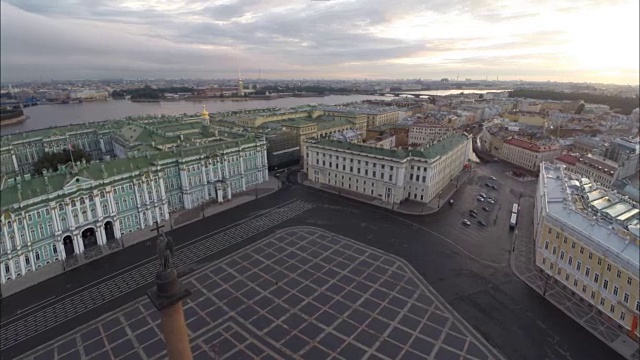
<box><xmin>2</xmin><ymin>95</ymin><xmax>389</xmax><ymax>135</ymax></box>
<box><xmin>2</xmin><ymin>89</ymin><xmax>511</xmax><ymax>135</ymax></box>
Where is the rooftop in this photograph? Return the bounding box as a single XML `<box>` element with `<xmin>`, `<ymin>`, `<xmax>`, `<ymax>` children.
<box><xmin>504</xmin><ymin>137</ymin><xmax>558</xmax><ymax>152</ymax></box>
<box><xmin>540</xmin><ymin>163</ymin><xmax>639</xmax><ymax>275</ymax></box>
<box><xmin>578</xmin><ymin>154</ymin><xmax>618</xmax><ymax>175</ymax></box>
<box><xmin>308</xmin><ymin>134</ymin><xmax>469</xmax><ymax>161</ymax></box>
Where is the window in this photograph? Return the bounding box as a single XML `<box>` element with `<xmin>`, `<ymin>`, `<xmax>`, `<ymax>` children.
<box><xmin>552</xmin><ymin>246</ymin><xmax>557</xmax><ymax>255</ymax></box>
<box><xmin>58</xmin><ymin>203</ymin><xmax>64</xmax><ymax>212</ymax></box>
<box><xmin>582</xmin><ymin>285</ymin><xmax>586</xmax><ymax>293</ymax></box>
<box><xmin>603</xmin><ymin>279</ymin><xmax>609</xmax><ymax>290</ymax></box>
<box><xmin>579</xmin><ymin>247</ymin><xmax>584</xmax><ymax>255</ymax></box>
<box><xmin>27</xmin><ymin>214</ymin><xmax>33</xmax><ymax>222</ymax></box>
<box><xmin>600</xmin><ymin>298</ymin><xmax>605</xmax><ymax>306</ymax></box>
<box><xmin>568</xmin><ymin>256</ymin><xmax>573</xmax><ymax>266</ymax></box>
<box><xmin>555</xmin><ymin>233</ymin><xmax>560</xmax><ymax>239</ymax></box>
<box><xmin>563</xmin><ymin>236</ymin><xmax>567</xmax><ymax>244</ymax></box>
<box><xmin>585</xmin><ymin>267</ymin><xmax>590</xmax><ymax>277</ymax></box>
<box><xmin>620</xmin><ymin>312</ymin><xmax>626</xmax><ymax>321</ymax></box>
<box><xmin>597</xmin><ymin>258</ymin><xmax>602</xmax><ymax>266</ymax></box>
<box><xmin>548</xmin><ymin>228</ymin><xmax>552</xmax><ymax>235</ymax></box>
<box><xmin>616</xmin><ymin>270</ymin><xmax>621</xmax><ymax>278</ymax></box>
<box><xmin>613</xmin><ymin>286</ymin><xmax>619</xmax><ymax>296</ymax></box>
<box><xmin>624</xmin><ymin>293</ymin><xmax>630</xmax><ymax>304</ymax></box>
<box><xmin>79</xmin><ymin>198</ymin><xmax>86</xmax><ymax>206</ymax></box>
<box><xmin>71</xmin><ymin>200</ymin><xmax>76</xmax><ymax>208</ymax></box>
<box><xmin>591</xmin><ymin>291</ymin><xmax>596</xmax><ymax>300</ymax></box>
<box><xmin>565</xmin><ymin>273</ymin><xmax>570</xmax><ymax>281</ymax></box>
<box><xmin>588</xmin><ymin>252</ymin><xmax>592</xmax><ymax>260</ymax></box>
<box><xmin>594</xmin><ymin>273</ymin><xmax>599</xmax><ymax>283</ymax></box>
<box><xmin>544</xmin><ymin>241</ymin><xmax>549</xmax><ymax>250</ymax></box>
<box><xmin>576</xmin><ymin>261</ymin><xmax>581</xmax><ymax>271</ymax></box>
<box><xmin>627</xmin><ymin>277</ymin><xmax>632</xmax><ymax>286</ymax></box>
<box><xmin>573</xmin><ymin>279</ymin><xmax>578</xmax><ymax>287</ymax></box>
<box><xmin>25</xmin><ymin>254</ymin><xmax>30</xmax><ymax>266</ymax></box>
<box><xmin>636</xmin><ymin>301</ymin><xmax>640</xmax><ymax>312</ymax></box>
<box><xmin>35</xmin><ymin>251</ymin><xmax>40</xmax><ymax>262</ymax></box>
<box><xmin>560</xmin><ymin>251</ymin><xmax>565</xmax><ymax>260</ymax></box>
<box><xmin>47</xmin><ymin>222</ymin><xmax>52</xmax><ymax>235</ymax></box>
<box><xmin>606</xmin><ymin>264</ymin><xmax>611</xmax><ymax>272</ymax></box>
<box><xmin>52</xmin><ymin>243</ymin><xmax>58</xmax><ymax>255</ymax></box>
<box><xmin>571</xmin><ymin>242</ymin><xmax>575</xmax><ymax>249</ymax></box>
<box><xmin>610</xmin><ymin>304</ymin><xmax>615</xmax><ymax>313</ymax></box>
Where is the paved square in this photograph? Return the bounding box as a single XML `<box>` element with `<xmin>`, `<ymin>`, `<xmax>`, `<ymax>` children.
<box><xmin>19</xmin><ymin>227</ymin><xmax>504</xmax><ymax>360</ymax></box>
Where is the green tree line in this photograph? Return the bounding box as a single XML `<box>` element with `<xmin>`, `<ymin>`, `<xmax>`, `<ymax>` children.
<box><xmin>508</xmin><ymin>89</ymin><xmax>639</xmax><ymax>115</ymax></box>
<box><xmin>33</xmin><ymin>147</ymin><xmax>92</xmax><ymax>175</ymax></box>
<box><xmin>111</xmin><ymin>86</ymin><xmax>194</xmax><ymax>99</ymax></box>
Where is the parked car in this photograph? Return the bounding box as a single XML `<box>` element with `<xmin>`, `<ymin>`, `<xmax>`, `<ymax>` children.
<box><xmin>469</xmin><ymin>211</ymin><xmax>477</xmax><ymax>218</ymax></box>
<box><xmin>479</xmin><ymin>193</ymin><xmax>487</xmax><ymax>198</ymax></box>
<box><xmin>482</xmin><ymin>206</ymin><xmax>490</xmax><ymax>212</ymax></box>
<box><xmin>487</xmin><ymin>198</ymin><xmax>495</xmax><ymax>204</ymax></box>
<box><xmin>485</xmin><ymin>182</ymin><xmax>491</xmax><ymax>187</ymax></box>
<box><xmin>490</xmin><ymin>176</ymin><xmax>496</xmax><ymax>180</ymax></box>
<box><xmin>491</xmin><ymin>184</ymin><xmax>498</xmax><ymax>190</ymax></box>
<box><xmin>476</xmin><ymin>196</ymin><xmax>485</xmax><ymax>202</ymax></box>
<box><xmin>462</xmin><ymin>219</ymin><xmax>471</xmax><ymax>226</ymax></box>
<box><xmin>477</xmin><ymin>220</ymin><xmax>487</xmax><ymax>227</ymax></box>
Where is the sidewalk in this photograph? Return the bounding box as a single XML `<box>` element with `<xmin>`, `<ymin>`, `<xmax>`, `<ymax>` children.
<box><xmin>510</xmin><ymin>223</ymin><xmax>640</xmax><ymax>360</ymax></box>
<box><xmin>1</xmin><ymin>176</ymin><xmax>281</xmax><ymax>298</ymax></box>
<box><xmin>302</xmin><ymin>170</ymin><xmax>471</xmax><ymax>215</ymax></box>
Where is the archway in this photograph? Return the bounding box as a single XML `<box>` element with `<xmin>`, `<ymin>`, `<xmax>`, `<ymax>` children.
<box><xmin>81</xmin><ymin>228</ymin><xmax>98</xmax><ymax>249</ymax></box>
<box><xmin>63</xmin><ymin>235</ymin><xmax>75</xmax><ymax>257</ymax></box>
<box><xmin>104</xmin><ymin>221</ymin><xmax>115</xmax><ymax>241</ymax></box>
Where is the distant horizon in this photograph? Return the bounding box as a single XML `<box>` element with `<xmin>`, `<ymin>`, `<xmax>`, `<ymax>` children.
<box><xmin>1</xmin><ymin>77</ymin><xmax>638</xmax><ymax>88</ymax></box>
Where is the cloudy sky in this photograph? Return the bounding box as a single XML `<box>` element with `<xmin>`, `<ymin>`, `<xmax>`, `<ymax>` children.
<box><xmin>1</xmin><ymin>0</ymin><xmax>638</xmax><ymax>84</ymax></box>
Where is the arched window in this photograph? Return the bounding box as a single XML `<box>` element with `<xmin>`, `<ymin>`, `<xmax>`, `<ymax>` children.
<box><xmin>58</xmin><ymin>203</ymin><xmax>64</xmax><ymax>212</ymax></box>
<box><xmin>79</xmin><ymin>198</ymin><xmax>86</xmax><ymax>206</ymax></box>
<box><xmin>72</xmin><ymin>212</ymin><xmax>79</xmax><ymax>224</ymax></box>
<box><xmin>130</xmin><ymin>196</ymin><xmax>135</xmax><ymax>206</ymax></box>
<box><xmin>38</xmin><ymin>224</ymin><xmax>45</xmax><ymax>238</ymax></box>
<box><xmin>4</xmin><ymin>263</ymin><xmax>9</xmax><ymax>276</ymax></box>
<box><xmin>100</xmin><ymin>191</ymin><xmax>106</xmax><ymax>199</ymax></box>
<box><xmin>19</xmin><ymin>230</ymin><xmax>26</xmax><ymax>243</ymax></box>
<box><xmin>17</xmin><ymin>218</ymin><xmax>23</xmax><ymax>226</ymax></box>
<box><xmin>90</xmin><ymin>207</ymin><xmax>96</xmax><ymax>218</ymax></box>
<box><xmin>47</xmin><ymin>222</ymin><xmax>53</xmax><ymax>235</ymax></box>
<box><xmin>88</xmin><ymin>195</ymin><xmax>94</xmax><ymax>202</ymax></box>
<box><xmin>70</xmin><ymin>200</ymin><xmax>77</xmax><ymax>208</ymax></box>
<box><xmin>35</xmin><ymin>251</ymin><xmax>40</xmax><ymax>262</ymax></box>
<box><xmin>60</xmin><ymin>216</ymin><xmax>68</xmax><ymax>228</ymax></box>
<box><xmin>52</xmin><ymin>243</ymin><xmax>58</xmax><ymax>255</ymax></box>
<box><xmin>122</xmin><ymin>198</ymin><xmax>128</xmax><ymax>209</ymax></box>
<box><xmin>115</xmin><ymin>201</ymin><xmax>120</xmax><ymax>212</ymax></box>
<box><xmin>81</xmin><ymin>209</ymin><xmax>87</xmax><ymax>221</ymax></box>
<box><xmin>7</xmin><ymin>221</ymin><xmax>12</xmax><ymax>230</ymax></box>
<box><xmin>102</xmin><ymin>203</ymin><xmax>108</xmax><ymax>215</ymax></box>
<box><xmin>25</xmin><ymin>254</ymin><xmax>30</xmax><ymax>266</ymax></box>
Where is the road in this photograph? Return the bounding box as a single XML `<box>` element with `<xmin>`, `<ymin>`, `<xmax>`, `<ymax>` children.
<box><xmin>0</xmin><ymin>162</ymin><xmax>623</xmax><ymax>360</ymax></box>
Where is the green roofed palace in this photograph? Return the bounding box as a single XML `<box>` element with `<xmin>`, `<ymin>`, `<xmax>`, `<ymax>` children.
<box><xmin>0</xmin><ymin>109</ymin><xmax>268</xmax><ymax>284</ymax></box>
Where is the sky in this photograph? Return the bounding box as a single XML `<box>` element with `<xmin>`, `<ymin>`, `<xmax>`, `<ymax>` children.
<box><xmin>1</xmin><ymin>0</ymin><xmax>639</xmax><ymax>85</ymax></box>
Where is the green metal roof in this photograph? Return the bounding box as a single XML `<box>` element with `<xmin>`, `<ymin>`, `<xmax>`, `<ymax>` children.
<box><xmin>311</xmin><ymin>134</ymin><xmax>468</xmax><ymax>161</ymax></box>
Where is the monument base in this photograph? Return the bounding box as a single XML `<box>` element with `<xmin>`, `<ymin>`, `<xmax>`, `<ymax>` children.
<box><xmin>147</xmin><ymin>269</ymin><xmax>192</xmax><ymax>311</ymax></box>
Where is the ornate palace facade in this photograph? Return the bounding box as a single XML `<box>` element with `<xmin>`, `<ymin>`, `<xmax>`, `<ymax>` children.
<box><xmin>0</xmin><ymin>111</ymin><xmax>268</xmax><ymax>284</ymax></box>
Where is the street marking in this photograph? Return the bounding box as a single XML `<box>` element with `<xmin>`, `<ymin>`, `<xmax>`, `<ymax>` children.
<box><xmin>0</xmin><ymin>200</ymin><xmax>314</xmax><ymax>351</ymax></box>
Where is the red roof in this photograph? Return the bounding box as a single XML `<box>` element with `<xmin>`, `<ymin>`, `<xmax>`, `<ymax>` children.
<box><xmin>555</xmin><ymin>154</ymin><xmax>578</xmax><ymax>166</ymax></box>
<box><xmin>504</xmin><ymin>138</ymin><xmax>557</xmax><ymax>152</ymax></box>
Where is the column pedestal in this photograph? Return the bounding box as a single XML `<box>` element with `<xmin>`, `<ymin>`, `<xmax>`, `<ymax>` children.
<box><xmin>147</xmin><ymin>269</ymin><xmax>192</xmax><ymax>360</ymax></box>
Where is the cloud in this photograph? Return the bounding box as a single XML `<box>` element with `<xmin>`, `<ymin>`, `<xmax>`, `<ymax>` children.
<box><xmin>1</xmin><ymin>0</ymin><xmax>638</xmax><ymax>84</ymax></box>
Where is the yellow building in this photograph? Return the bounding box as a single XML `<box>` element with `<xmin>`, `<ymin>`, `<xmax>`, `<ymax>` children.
<box><xmin>503</xmin><ymin>113</ymin><xmax>547</xmax><ymax>127</ymax></box>
<box><xmin>535</xmin><ymin>163</ymin><xmax>640</xmax><ymax>338</ymax></box>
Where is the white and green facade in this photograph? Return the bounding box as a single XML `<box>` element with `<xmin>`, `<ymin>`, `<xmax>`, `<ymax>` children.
<box><xmin>0</xmin><ymin>114</ymin><xmax>268</xmax><ymax>284</ymax></box>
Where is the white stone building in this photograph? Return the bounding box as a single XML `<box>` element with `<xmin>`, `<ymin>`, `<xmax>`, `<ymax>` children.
<box><xmin>304</xmin><ymin>134</ymin><xmax>472</xmax><ymax>205</ymax></box>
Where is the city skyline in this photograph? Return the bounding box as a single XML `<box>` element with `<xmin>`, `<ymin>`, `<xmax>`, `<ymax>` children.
<box><xmin>1</xmin><ymin>0</ymin><xmax>639</xmax><ymax>85</ymax></box>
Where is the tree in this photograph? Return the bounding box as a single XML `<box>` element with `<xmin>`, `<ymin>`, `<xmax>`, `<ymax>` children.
<box><xmin>33</xmin><ymin>146</ymin><xmax>92</xmax><ymax>175</ymax></box>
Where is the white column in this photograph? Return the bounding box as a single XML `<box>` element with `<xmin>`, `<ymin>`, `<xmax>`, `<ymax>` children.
<box><xmin>150</xmin><ymin>181</ymin><xmax>157</xmax><ymax>203</ymax></box>
<box><xmin>3</xmin><ymin>224</ymin><xmax>11</xmax><ymax>252</ymax></box>
<box><xmin>240</xmin><ymin>157</ymin><xmax>247</xmax><ymax>190</ymax></box>
<box><xmin>24</xmin><ymin>225</ymin><xmax>32</xmax><ymax>245</ymax></box>
<box><xmin>217</xmin><ymin>161</ymin><xmax>223</xmax><ymax>179</ymax></box>
<box><xmin>108</xmin><ymin>192</ymin><xmax>116</xmax><ymax>214</ymax></box>
<box><xmin>134</xmin><ymin>184</ymin><xmax>142</xmax><ymax>207</ymax></box>
<box><xmin>209</xmin><ymin>163</ymin><xmax>215</xmax><ymax>182</ymax></box>
<box><xmin>52</xmin><ymin>207</ymin><xmax>61</xmax><ymax>233</ymax></box>
<box><xmin>1</xmin><ymin>265</ymin><xmax>5</xmax><ymax>284</ymax></box>
<box><xmin>9</xmin><ymin>258</ymin><xmax>16</xmax><ymax>278</ymax></box>
<box><xmin>159</xmin><ymin>178</ymin><xmax>167</xmax><ymax>198</ymax></box>
<box><xmin>13</xmin><ymin>225</ymin><xmax>20</xmax><ymax>249</ymax></box>
<box><xmin>95</xmin><ymin>196</ymin><xmax>103</xmax><ymax>218</ymax></box>
<box><xmin>142</xmin><ymin>183</ymin><xmax>150</xmax><ymax>204</ymax></box>
<box><xmin>155</xmin><ymin>206</ymin><xmax>160</xmax><ymax>222</ymax></box>
<box><xmin>66</xmin><ymin>202</ymin><xmax>74</xmax><ymax>228</ymax></box>
<box><xmin>57</xmin><ymin>239</ymin><xmax>66</xmax><ymax>260</ymax></box>
<box><xmin>224</xmin><ymin>158</ymin><xmax>230</xmax><ymax>178</ymax></box>
<box><xmin>74</xmin><ymin>235</ymin><xmax>83</xmax><ymax>254</ymax></box>
<box><xmin>226</xmin><ymin>186</ymin><xmax>232</xmax><ymax>200</ymax></box>
<box><xmin>163</xmin><ymin>202</ymin><xmax>169</xmax><ymax>220</ymax></box>
<box><xmin>114</xmin><ymin>220</ymin><xmax>121</xmax><ymax>238</ymax></box>
<box><xmin>96</xmin><ymin>226</ymin><xmax>104</xmax><ymax>246</ymax></box>
<box><xmin>180</xmin><ymin>168</ymin><xmax>188</xmax><ymax>188</ymax></box>
<box><xmin>29</xmin><ymin>251</ymin><xmax>35</xmax><ymax>271</ymax></box>
<box><xmin>201</xmin><ymin>166</ymin><xmax>207</xmax><ymax>185</ymax></box>
<box><xmin>19</xmin><ymin>255</ymin><xmax>26</xmax><ymax>274</ymax></box>
<box><xmin>262</xmin><ymin>148</ymin><xmax>267</xmax><ymax>166</ymax></box>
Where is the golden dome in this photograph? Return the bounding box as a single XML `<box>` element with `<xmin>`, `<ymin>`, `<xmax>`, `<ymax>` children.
<box><xmin>201</xmin><ymin>105</ymin><xmax>209</xmax><ymax>119</ymax></box>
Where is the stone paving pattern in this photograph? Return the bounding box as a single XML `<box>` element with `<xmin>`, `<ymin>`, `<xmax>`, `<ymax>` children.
<box><xmin>511</xmin><ymin>197</ymin><xmax>640</xmax><ymax>360</ymax></box>
<box><xmin>19</xmin><ymin>227</ymin><xmax>504</xmax><ymax>360</ymax></box>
